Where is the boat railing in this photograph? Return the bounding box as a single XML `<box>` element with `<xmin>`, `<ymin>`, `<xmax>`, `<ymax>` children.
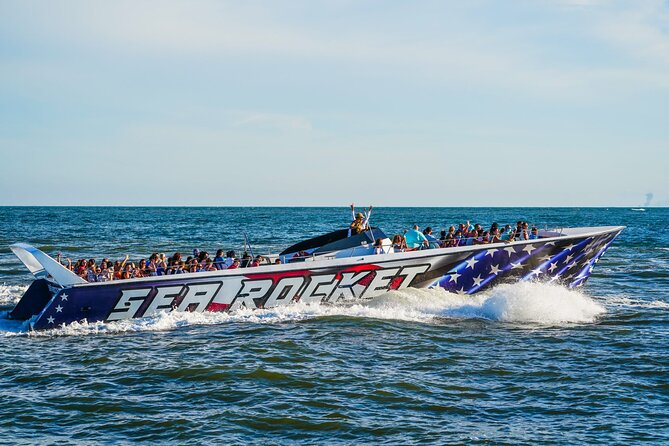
<box><xmin>297</xmin><ymin>228</ymin><xmax>569</xmax><ymax>261</ymax></box>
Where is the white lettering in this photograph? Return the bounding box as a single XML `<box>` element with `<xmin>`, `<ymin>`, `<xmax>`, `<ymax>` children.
<box><xmin>396</xmin><ymin>265</ymin><xmax>430</xmax><ymax>289</ymax></box>
<box><xmin>330</xmin><ymin>271</ymin><xmax>370</xmax><ymax>302</ymax></box>
<box><xmin>263</xmin><ymin>276</ymin><xmax>305</xmax><ymax>308</ymax></box>
<box><xmin>177</xmin><ymin>283</ymin><xmax>222</xmax><ymax>312</ymax></box>
<box><xmin>210</xmin><ymin>277</ymin><xmax>245</xmax><ymax>307</ymax></box>
<box><xmin>300</xmin><ymin>274</ymin><xmax>338</xmax><ymax>304</ymax></box>
<box><xmin>362</xmin><ymin>268</ymin><xmax>401</xmax><ymax>298</ymax></box>
<box><xmin>144</xmin><ymin>286</ymin><xmax>184</xmax><ymax>316</ymax></box>
<box><xmin>107</xmin><ymin>288</ymin><xmax>151</xmax><ymax>321</ymax></box>
<box><xmin>229</xmin><ymin>279</ymin><xmax>273</xmax><ymax>310</ymax></box>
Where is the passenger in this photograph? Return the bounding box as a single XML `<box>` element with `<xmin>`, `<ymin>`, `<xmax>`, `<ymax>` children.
<box><xmin>500</xmin><ymin>225</ymin><xmax>512</xmax><ymax>241</ymax></box>
<box><xmin>86</xmin><ymin>259</ymin><xmax>97</xmax><ymax>282</ymax></box>
<box><xmin>348</xmin><ymin>203</ymin><xmax>372</xmax><ymax>236</ymax></box>
<box><xmin>224</xmin><ymin>251</ymin><xmax>236</xmax><ymax>268</ymax></box>
<box><xmin>518</xmin><ymin>222</ymin><xmax>530</xmax><ymax>241</ymax></box>
<box><xmin>75</xmin><ymin>260</ymin><xmax>87</xmax><ymax>278</ymax></box>
<box><xmin>204</xmin><ymin>258</ymin><xmax>216</xmax><ymax>271</ymax></box>
<box><xmin>491</xmin><ymin>228</ymin><xmax>503</xmax><ymax>243</ymax></box>
<box><xmin>228</xmin><ymin>258</ymin><xmax>241</xmax><ymax>270</ymax></box>
<box><xmin>250</xmin><ymin>256</ymin><xmax>264</xmax><ymax>267</ymax></box>
<box><xmin>373</xmin><ymin>238</ymin><xmax>384</xmax><ymax>255</ymax></box>
<box><xmin>121</xmin><ymin>263</ymin><xmax>133</xmax><ymax>280</ymax></box>
<box><xmin>198</xmin><ymin>251</ymin><xmax>209</xmax><ymax>270</ymax></box>
<box><xmin>147</xmin><ymin>253</ymin><xmax>159</xmax><ymax>276</ymax></box>
<box><xmin>171</xmin><ymin>252</ymin><xmax>182</xmax><ymax>269</ymax></box>
<box><xmin>439</xmin><ymin>230</ymin><xmax>447</xmax><ymax>242</ymax></box>
<box><xmin>405</xmin><ymin>225</ymin><xmax>429</xmax><ymax>250</ymax></box>
<box><xmin>188</xmin><ymin>258</ymin><xmax>199</xmax><ymax>273</ymax></box>
<box><xmin>214</xmin><ymin>249</ymin><xmax>226</xmax><ymax>270</ymax></box>
<box><xmin>241</xmin><ymin>252</ymin><xmax>252</xmax><ymax>268</ymax></box>
<box><xmin>453</xmin><ymin>230</ymin><xmax>463</xmax><ymax>247</ymax></box>
<box><xmin>165</xmin><ymin>257</ymin><xmax>175</xmax><ymax>275</ymax></box>
<box><xmin>514</xmin><ymin>221</ymin><xmax>524</xmax><ymax>241</ymax></box>
<box><xmin>98</xmin><ymin>262</ymin><xmax>113</xmax><ymax>282</ymax></box>
<box><xmin>138</xmin><ymin>259</ymin><xmax>149</xmax><ymax>277</ymax></box>
<box><xmin>529</xmin><ymin>226</ymin><xmax>539</xmax><ymax>240</ymax></box>
<box><xmin>472</xmin><ymin>230</ymin><xmax>485</xmax><ymax>245</ymax></box>
<box><xmin>175</xmin><ymin>261</ymin><xmax>186</xmax><ymax>274</ymax></box>
<box><xmin>157</xmin><ymin>253</ymin><xmax>167</xmax><ymax>275</ymax></box>
<box><xmin>113</xmin><ymin>254</ymin><xmax>130</xmax><ymax>280</ymax></box>
<box><xmin>274</xmin><ymin>259</ymin><xmax>282</xmax><ymax>264</ymax></box>
<box><xmin>391</xmin><ymin>234</ymin><xmax>406</xmax><ymax>253</ymax></box>
<box><xmin>423</xmin><ymin>227</ymin><xmax>440</xmax><ymax>249</ymax></box>
<box><xmin>465</xmin><ymin>229</ymin><xmax>478</xmax><ymax>246</ymax></box>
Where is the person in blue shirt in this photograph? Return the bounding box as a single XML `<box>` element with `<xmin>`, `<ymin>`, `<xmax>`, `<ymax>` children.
<box><xmin>423</xmin><ymin>226</ymin><xmax>440</xmax><ymax>249</ymax></box>
<box><xmin>404</xmin><ymin>225</ymin><xmax>429</xmax><ymax>250</ymax></box>
<box><xmin>214</xmin><ymin>249</ymin><xmax>226</xmax><ymax>270</ymax></box>
<box><xmin>529</xmin><ymin>226</ymin><xmax>539</xmax><ymax>240</ymax></box>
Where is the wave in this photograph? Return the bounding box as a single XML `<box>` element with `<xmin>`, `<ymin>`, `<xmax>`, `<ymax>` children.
<box><xmin>602</xmin><ymin>295</ymin><xmax>669</xmax><ymax>310</ymax></box>
<box><xmin>631</xmin><ymin>208</ymin><xmax>646</xmax><ymax>211</ymax></box>
<box><xmin>0</xmin><ymin>284</ymin><xmax>26</xmax><ymax>307</ymax></box>
<box><xmin>0</xmin><ymin>282</ymin><xmax>607</xmax><ymax>337</ymax></box>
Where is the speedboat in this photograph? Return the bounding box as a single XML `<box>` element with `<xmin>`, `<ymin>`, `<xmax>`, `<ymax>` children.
<box><xmin>7</xmin><ymin>224</ymin><xmax>624</xmax><ymax>330</ymax></box>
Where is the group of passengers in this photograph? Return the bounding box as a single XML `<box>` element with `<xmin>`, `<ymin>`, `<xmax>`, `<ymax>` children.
<box><xmin>59</xmin><ymin>249</ymin><xmax>272</xmax><ymax>283</ymax></box>
<box><xmin>388</xmin><ymin>220</ymin><xmax>540</xmax><ymax>252</ymax></box>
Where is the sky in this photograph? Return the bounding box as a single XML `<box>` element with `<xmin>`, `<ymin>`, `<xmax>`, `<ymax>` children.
<box><xmin>0</xmin><ymin>0</ymin><xmax>668</xmax><ymax>206</ymax></box>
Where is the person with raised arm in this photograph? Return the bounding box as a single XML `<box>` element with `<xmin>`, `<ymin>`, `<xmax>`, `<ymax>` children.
<box><xmin>349</xmin><ymin>203</ymin><xmax>373</xmax><ymax>236</ymax></box>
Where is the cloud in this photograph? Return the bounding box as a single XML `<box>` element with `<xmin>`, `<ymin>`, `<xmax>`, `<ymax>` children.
<box><xmin>5</xmin><ymin>0</ymin><xmax>669</xmax><ymax>98</ymax></box>
<box><xmin>230</xmin><ymin>112</ymin><xmax>312</xmax><ymax>132</ymax></box>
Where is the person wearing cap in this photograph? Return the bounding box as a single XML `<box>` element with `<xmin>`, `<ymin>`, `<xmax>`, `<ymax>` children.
<box><xmin>348</xmin><ymin>203</ymin><xmax>372</xmax><ymax>236</ymax></box>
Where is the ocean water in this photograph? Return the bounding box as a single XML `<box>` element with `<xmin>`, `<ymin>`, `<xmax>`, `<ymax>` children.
<box><xmin>0</xmin><ymin>207</ymin><xmax>667</xmax><ymax>445</ymax></box>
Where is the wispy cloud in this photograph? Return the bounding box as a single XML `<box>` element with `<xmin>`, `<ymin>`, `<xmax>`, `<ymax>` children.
<box><xmin>5</xmin><ymin>0</ymin><xmax>669</xmax><ymax>97</ymax></box>
<box><xmin>230</xmin><ymin>112</ymin><xmax>312</xmax><ymax>131</ymax></box>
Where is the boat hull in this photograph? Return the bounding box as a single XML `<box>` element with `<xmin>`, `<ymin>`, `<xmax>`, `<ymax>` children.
<box><xmin>15</xmin><ymin>226</ymin><xmax>623</xmax><ymax>330</ymax></box>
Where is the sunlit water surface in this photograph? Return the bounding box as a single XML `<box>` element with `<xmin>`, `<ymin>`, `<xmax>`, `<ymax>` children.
<box><xmin>0</xmin><ymin>207</ymin><xmax>667</xmax><ymax>444</ymax></box>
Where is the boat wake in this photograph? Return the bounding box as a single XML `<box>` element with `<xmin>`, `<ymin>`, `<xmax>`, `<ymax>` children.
<box><xmin>0</xmin><ymin>282</ymin><xmax>620</xmax><ymax>337</ymax></box>
<box><xmin>0</xmin><ymin>284</ymin><xmax>26</xmax><ymax>307</ymax></box>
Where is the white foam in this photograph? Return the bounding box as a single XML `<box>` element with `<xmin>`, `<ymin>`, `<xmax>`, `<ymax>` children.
<box><xmin>0</xmin><ymin>284</ymin><xmax>26</xmax><ymax>306</ymax></box>
<box><xmin>0</xmin><ymin>282</ymin><xmax>608</xmax><ymax>337</ymax></box>
<box><xmin>360</xmin><ymin>282</ymin><xmax>606</xmax><ymax>324</ymax></box>
<box><xmin>602</xmin><ymin>295</ymin><xmax>669</xmax><ymax>310</ymax></box>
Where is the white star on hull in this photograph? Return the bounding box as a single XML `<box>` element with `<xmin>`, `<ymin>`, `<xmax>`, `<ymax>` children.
<box><xmin>522</xmin><ymin>244</ymin><xmax>536</xmax><ymax>254</ymax></box>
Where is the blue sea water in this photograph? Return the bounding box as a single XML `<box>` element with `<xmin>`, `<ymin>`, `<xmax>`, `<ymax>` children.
<box><xmin>0</xmin><ymin>207</ymin><xmax>667</xmax><ymax>445</ymax></box>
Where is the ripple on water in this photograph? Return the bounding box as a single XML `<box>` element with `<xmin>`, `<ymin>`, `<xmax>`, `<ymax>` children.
<box><xmin>1</xmin><ymin>207</ymin><xmax>668</xmax><ymax>444</ymax></box>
